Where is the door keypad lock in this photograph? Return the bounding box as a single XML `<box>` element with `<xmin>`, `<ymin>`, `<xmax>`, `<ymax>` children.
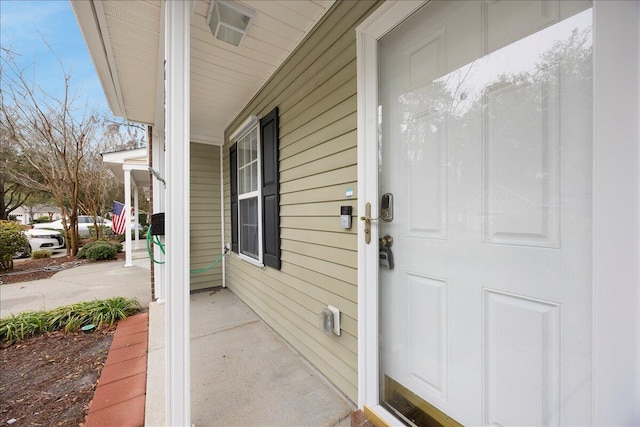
<box><xmin>380</xmin><ymin>193</ymin><xmax>393</xmax><ymax>222</ymax></box>
<box><xmin>379</xmin><ymin>235</ymin><xmax>394</xmax><ymax>269</ymax></box>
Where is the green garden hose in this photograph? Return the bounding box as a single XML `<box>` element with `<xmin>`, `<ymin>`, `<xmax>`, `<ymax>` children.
<box><xmin>145</xmin><ymin>225</ymin><xmax>228</xmax><ymax>274</ymax></box>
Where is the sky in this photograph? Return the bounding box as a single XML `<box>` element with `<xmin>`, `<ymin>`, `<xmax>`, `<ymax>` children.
<box><xmin>0</xmin><ymin>0</ymin><xmax>111</xmax><ymax>118</ymax></box>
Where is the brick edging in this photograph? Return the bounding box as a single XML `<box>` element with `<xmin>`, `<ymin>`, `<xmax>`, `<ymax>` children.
<box><xmin>85</xmin><ymin>312</ymin><xmax>149</xmax><ymax>427</ymax></box>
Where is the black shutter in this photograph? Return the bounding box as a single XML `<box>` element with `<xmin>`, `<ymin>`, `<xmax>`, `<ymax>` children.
<box><xmin>229</xmin><ymin>143</ymin><xmax>239</xmax><ymax>254</ymax></box>
<box><xmin>260</xmin><ymin>107</ymin><xmax>280</xmax><ymax>269</ymax></box>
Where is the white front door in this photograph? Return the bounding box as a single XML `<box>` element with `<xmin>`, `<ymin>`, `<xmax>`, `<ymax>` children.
<box><xmin>375</xmin><ymin>1</ymin><xmax>593</xmax><ymax>425</ymax></box>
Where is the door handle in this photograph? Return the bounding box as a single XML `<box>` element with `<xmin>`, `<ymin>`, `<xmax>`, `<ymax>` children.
<box><xmin>360</xmin><ymin>202</ymin><xmax>374</xmax><ymax>244</ymax></box>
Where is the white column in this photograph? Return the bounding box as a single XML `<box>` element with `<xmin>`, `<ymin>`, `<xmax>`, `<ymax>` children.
<box><xmin>124</xmin><ymin>166</ymin><xmax>133</xmax><ymax>267</ymax></box>
<box><xmin>165</xmin><ymin>1</ymin><xmax>190</xmax><ymax>425</ymax></box>
<box><xmin>134</xmin><ymin>184</ymin><xmax>140</xmax><ymax>250</ymax></box>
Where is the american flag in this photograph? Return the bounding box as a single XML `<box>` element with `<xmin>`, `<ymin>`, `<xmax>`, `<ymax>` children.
<box><xmin>112</xmin><ymin>201</ymin><xmax>127</xmax><ymax>235</ymax></box>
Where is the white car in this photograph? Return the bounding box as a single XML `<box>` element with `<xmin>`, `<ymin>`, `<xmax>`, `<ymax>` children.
<box><xmin>32</xmin><ymin>215</ymin><xmax>113</xmax><ymax>237</ymax></box>
<box><xmin>14</xmin><ymin>229</ymin><xmax>65</xmax><ymax>258</ymax></box>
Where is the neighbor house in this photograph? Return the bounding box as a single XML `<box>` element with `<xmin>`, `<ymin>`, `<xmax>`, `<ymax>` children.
<box><xmin>72</xmin><ymin>1</ymin><xmax>639</xmax><ymax>425</ymax></box>
<box><xmin>12</xmin><ymin>204</ymin><xmax>62</xmax><ymax>225</ymax></box>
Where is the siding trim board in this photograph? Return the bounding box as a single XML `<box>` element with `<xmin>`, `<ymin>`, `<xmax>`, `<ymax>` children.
<box><xmin>190</xmin><ymin>142</ymin><xmax>222</xmax><ymax>291</ymax></box>
<box><xmin>223</xmin><ymin>0</ymin><xmax>383</xmax><ymax>404</ymax></box>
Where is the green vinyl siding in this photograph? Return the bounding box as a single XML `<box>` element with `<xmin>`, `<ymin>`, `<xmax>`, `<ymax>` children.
<box><xmin>191</xmin><ymin>142</ymin><xmax>222</xmax><ymax>291</ymax></box>
<box><xmin>223</xmin><ymin>1</ymin><xmax>383</xmax><ymax>403</ymax></box>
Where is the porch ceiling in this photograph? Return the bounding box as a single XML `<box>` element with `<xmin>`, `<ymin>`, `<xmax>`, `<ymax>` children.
<box><xmin>72</xmin><ymin>0</ymin><xmax>334</xmax><ymax>145</ymax></box>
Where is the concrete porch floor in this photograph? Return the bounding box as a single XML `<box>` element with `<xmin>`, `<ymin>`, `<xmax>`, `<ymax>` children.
<box><xmin>145</xmin><ymin>288</ymin><xmax>355</xmax><ymax>426</ymax></box>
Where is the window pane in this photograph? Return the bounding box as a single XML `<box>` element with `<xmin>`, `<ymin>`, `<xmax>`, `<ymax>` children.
<box><xmin>237</xmin><ymin>126</ymin><xmax>260</xmax><ymax>197</ymax></box>
<box><xmin>238</xmin><ymin>137</ymin><xmax>244</xmax><ymax>166</ymax></box>
<box><xmin>251</xmin><ymin>162</ymin><xmax>258</xmax><ymax>192</ymax></box>
<box><xmin>244</xmin><ymin>167</ymin><xmax>251</xmax><ymax>194</ymax></box>
<box><xmin>251</xmin><ymin>129</ymin><xmax>257</xmax><ymax>162</ymax></box>
<box><xmin>240</xmin><ymin>197</ymin><xmax>259</xmax><ymax>259</ymax></box>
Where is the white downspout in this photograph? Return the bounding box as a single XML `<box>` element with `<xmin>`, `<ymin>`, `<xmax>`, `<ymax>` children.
<box><xmin>165</xmin><ymin>1</ymin><xmax>191</xmax><ymax>425</ymax></box>
<box><xmin>123</xmin><ymin>166</ymin><xmax>133</xmax><ymax>267</ymax></box>
<box><xmin>134</xmin><ymin>183</ymin><xmax>140</xmax><ymax>250</ymax></box>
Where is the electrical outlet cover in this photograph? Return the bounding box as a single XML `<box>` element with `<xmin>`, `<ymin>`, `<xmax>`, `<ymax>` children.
<box><xmin>328</xmin><ymin>305</ymin><xmax>340</xmax><ymax>336</ymax></box>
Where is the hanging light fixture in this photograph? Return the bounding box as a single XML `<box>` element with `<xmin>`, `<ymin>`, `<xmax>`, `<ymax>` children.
<box><xmin>207</xmin><ymin>0</ymin><xmax>255</xmax><ymax>47</ymax></box>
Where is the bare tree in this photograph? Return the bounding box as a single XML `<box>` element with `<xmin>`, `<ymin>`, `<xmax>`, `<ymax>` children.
<box><xmin>102</xmin><ymin>119</ymin><xmax>146</xmax><ymax>151</ymax></box>
<box><xmin>78</xmin><ymin>145</ymin><xmax>120</xmax><ymax>239</ymax></box>
<box><xmin>0</xmin><ymin>51</ymin><xmax>98</xmax><ymax>255</ymax></box>
<box><xmin>0</xmin><ymin>132</ymin><xmax>35</xmax><ymax>219</ymax></box>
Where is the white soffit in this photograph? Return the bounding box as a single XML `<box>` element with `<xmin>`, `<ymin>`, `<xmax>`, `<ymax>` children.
<box><xmin>100</xmin><ymin>1</ymin><xmax>162</xmax><ymax>125</ymax></box>
<box><xmin>71</xmin><ymin>0</ymin><xmax>161</xmax><ymax>125</ymax></box>
<box><xmin>73</xmin><ymin>0</ymin><xmax>334</xmax><ymax>143</ymax></box>
<box><xmin>190</xmin><ymin>0</ymin><xmax>334</xmax><ymax>142</ymax></box>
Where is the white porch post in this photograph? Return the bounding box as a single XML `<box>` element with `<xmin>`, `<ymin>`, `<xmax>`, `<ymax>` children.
<box><xmin>165</xmin><ymin>0</ymin><xmax>191</xmax><ymax>425</ymax></box>
<box><xmin>134</xmin><ymin>184</ymin><xmax>140</xmax><ymax>250</ymax></box>
<box><xmin>123</xmin><ymin>166</ymin><xmax>133</xmax><ymax>267</ymax></box>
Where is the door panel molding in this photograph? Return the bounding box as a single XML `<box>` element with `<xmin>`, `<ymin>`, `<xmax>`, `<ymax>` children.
<box><xmin>483</xmin><ymin>289</ymin><xmax>561</xmax><ymax>426</ymax></box>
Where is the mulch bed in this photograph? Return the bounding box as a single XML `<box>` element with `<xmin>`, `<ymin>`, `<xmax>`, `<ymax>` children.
<box><xmin>0</xmin><ymin>329</ymin><xmax>115</xmax><ymax>426</ymax></box>
<box><xmin>0</xmin><ymin>252</ymin><xmax>129</xmax><ymax>425</ymax></box>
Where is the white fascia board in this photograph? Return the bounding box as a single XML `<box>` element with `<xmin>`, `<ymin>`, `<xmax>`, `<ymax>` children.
<box><xmin>123</xmin><ymin>163</ymin><xmax>148</xmax><ymax>172</ymax></box>
<box><xmin>102</xmin><ymin>147</ymin><xmax>148</xmax><ymax>164</ymax></box>
<box><xmin>70</xmin><ymin>0</ymin><xmax>126</xmax><ymax>119</ymax></box>
<box><xmin>191</xmin><ymin>133</ymin><xmax>224</xmax><ymax>146</ymax></box>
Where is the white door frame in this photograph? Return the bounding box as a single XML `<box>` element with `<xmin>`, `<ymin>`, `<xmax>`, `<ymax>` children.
<box><xmin>355</xmin><ymin>1</ymin><xmax>640</xmax><ymax>424</ymax></box>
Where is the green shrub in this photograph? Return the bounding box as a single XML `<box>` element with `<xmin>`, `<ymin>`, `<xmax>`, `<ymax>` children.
<box><xmin>77</xmin><ymin>240</ymin><xmax>102</xmax><ymax>257</ymax></box>
<box><xmin>33</xmin><ymin>216</ymin><xmax>51</xmax><ymax>224</ymax></box>
<box><xmin>83</xmin><ymin>241</ymin><xmax>117</xmax><ymax>260</ymax></box>
<box><xmin>0</xmin><ymin>297</ymin><xmax>141</xmax><ymax>344</ymax></box>
<box><xmin>31</xmin><ymin>249</ymin><xmax>52</xmax><ymax>259</ymax></box>
<box><xmin>78</xmin><ymin>240</ymin><xmax>121</xmax><ymax>260</ymax></box>
<box><xmin>0</xmin><ymin>220</ymin><xmax>29</xmax><ymax>271</ymax></box>
<box><xmin>111</xmin><ymin>241</ymin><xmax>123</xmax><ymax>253</ymax></box>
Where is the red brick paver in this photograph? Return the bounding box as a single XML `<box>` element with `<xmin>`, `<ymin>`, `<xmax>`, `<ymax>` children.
<box><xmin>86</xmin><ymin>312</ymin><xmax>148</xmax><ymax>427</ymax></box>
<box><xmin>351</xmin><ymin>409</ymin><xmax>375</xmax><ymax>427</ymax></box>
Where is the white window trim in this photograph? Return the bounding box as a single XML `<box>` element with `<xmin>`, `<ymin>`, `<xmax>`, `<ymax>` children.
<box><xmin>236</xmin><ymin>124</ymin><xmax>264</xmax><ymax>267</ymax></box>
<box><xmin>229</xmin><ymin>115</ymin><xmax>260</xmax><ymax>142</ymax></box>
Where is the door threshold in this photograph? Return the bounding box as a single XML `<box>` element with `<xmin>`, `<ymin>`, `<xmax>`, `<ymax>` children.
<box><xmin>377</xmin><ymin>377</ymin><xmax>463</xmax><ymax>427</ymax></box>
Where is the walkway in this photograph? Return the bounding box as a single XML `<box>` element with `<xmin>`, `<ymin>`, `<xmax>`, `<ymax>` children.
<box><xmin>0</xmin><ymin>249</ymin><xmax>151</xmax><ymax>317</ymax></box>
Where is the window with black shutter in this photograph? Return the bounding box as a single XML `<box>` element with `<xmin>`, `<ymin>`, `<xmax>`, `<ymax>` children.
<box><xmin>229</xmin><ymin>107</ymin><xmax>280</xmax><ymax>269</ymax></box>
